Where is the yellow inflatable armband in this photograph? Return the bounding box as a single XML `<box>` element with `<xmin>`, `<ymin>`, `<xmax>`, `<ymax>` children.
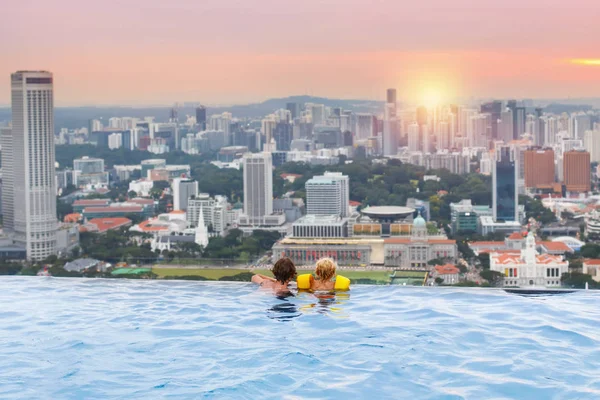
<box><xmin>297</xmin><ymin>274</ymin><xmax>313</xmax><ymax>290</ymax></box>
<box><xmin>334</xmin><ymin>275</ymin><xmax>351</xmax><ymax>291</ymax></box>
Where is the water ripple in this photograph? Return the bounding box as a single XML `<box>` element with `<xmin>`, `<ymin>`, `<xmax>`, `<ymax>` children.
<box><xmin>1</xmin><ymin>277</ymin><xmax>600</xmax><ymax>399</ymax></box>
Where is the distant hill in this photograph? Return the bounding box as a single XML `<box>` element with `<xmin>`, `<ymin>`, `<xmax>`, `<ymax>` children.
<box><xmin>0</xmin><ymin>95</ymin><xmax>384</xmax><ymax>131</ymax></box>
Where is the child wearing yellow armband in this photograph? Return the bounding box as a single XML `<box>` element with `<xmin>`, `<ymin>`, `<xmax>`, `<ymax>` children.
<box><xmin>297</xmin><ymin>258</ymin><xmax>350</xmax><ymax>291</ymax></box>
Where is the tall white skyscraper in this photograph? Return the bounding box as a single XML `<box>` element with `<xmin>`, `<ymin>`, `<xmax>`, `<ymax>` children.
<box><xmin>305</xmin><ymin>172</ymin><xmax>350</xmax><ymax>217</ymax></box>
<box><xmin>408</xmin><ymin>122</ymin><xmax>420</xmax><ymax>152</ymax></box>
<box><xmin>1</xmin><ymin>128</ymin><xmax>14</xmax><ymax>232</ymax></box>
<box><xmin>242</xmin><ymin>152</ymin><xmax>273</xmax><ymax>224</ymax></box>
<box><xmin>383</xmin><ymin>103</ymin><xmax>398</xmax><ymax>156</ymax></box>
<box><xmin>9</xmin><ymin>71</ymin><xmax>58</xmax><ymax>260</ymax></box>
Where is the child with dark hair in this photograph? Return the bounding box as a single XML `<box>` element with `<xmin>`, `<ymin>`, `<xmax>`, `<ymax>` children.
<box><xmin>252</xmin><ymin>258</ymin><xmax>297</xmax><ymax>293</ymax></box>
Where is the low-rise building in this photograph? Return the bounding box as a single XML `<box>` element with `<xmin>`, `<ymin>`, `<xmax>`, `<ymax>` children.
<box><xmin>490</xmin><ymin>232</ymin><xmax>569</xmax><ymax>287</ymax></box>
<box><xmin>56</xmin><ymin>223</ymin><xmax>80</xmax><ymax>256</ymax></box>
<box><xmin>82</xmin><ymin>217</ymin><xmax>132</xmax><ymax>234</ymax></box>
<box><xmin>583</xmin><ymin>259</ymin><xmax>600</xmax><ymax>282</ymax></box>
<box><xmin>435</xmin><ymin>264</ymin><xmax>460</xmax><ymax>284</ymax></box>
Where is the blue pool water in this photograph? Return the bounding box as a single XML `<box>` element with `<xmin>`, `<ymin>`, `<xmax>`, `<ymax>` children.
<box><xmin>1</xmin><ymin>277</ymin><xmax>600</xmax><ymax>399</ymax></box>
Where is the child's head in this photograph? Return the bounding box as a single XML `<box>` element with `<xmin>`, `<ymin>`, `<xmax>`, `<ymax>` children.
<box><xmin>272</xmin><ymin>257</ymin><xmax>297</xmax><ymax>284</ymax></box>
<box><xmin>315</xmin><ymin>258</ymin><xmax>337</xmax><ymax>281</ymax></box>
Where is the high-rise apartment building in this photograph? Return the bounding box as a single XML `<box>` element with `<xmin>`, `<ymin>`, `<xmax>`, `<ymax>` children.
<box><xmin>584</xmin><ymin>130</ymin><xmax>600</xmax><ymax>163</ymax></box>
<box><xmin>172</xmin><ymin>178</ymin><xmax>199</xmax><ymax>211</ymax></box>
<box><xmin>305</xmin><ymin>172</ymin><xmax>350</xmax><ymax>217</ymax></box>
<box><xmin>493</xmin><ymin>145</ymin><xmax>518</xmax><ymax>222</ymax></box>
<box><xmin>524</xmin><ymin>149</ymin><xmax>555</xmax><ymax>189</ymax></box>
<box><xmin>8</xmin><ymin>71</ymin><xmax>58</xmax><ymax>260</ymax></box>
<box><xmin>242</xmin><ymin>152</ymin><xmax>273</xmax><ymax>224</ymax></box>
<box><xmin>563</xmin><ymin>150</ymin><xmax>591</xmax><ymax>193</ymax></box>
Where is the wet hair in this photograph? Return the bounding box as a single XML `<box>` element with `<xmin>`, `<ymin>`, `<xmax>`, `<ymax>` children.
<box><xmin>271</xmin><ymin>258</ymin><xmax>297</xmax><ymax>284</ymax></box>
<box><xmin>315</xmin><ymin>258</ymin><xmax>336</xmax><ymax>281</ymax></box>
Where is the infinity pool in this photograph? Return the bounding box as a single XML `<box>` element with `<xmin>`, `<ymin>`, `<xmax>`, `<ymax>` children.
<box><xmin>1</xmin><ymin>277</ymin><xmax>599</xmax><ymax>399</ymax></box>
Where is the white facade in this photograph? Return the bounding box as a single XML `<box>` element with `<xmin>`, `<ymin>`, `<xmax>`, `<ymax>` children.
<box><xmin>1</xmin><ymin>128</ymin><xmax>14</xmax><ymax>231</ymax></box>
<box><xmin>187</xmin><ymin>194</ymin><xmax>229</xmax><ymax>235</ymax></box>
<box><xmin>584</xmin><ymin>130</ymin><xmax>600</xmax><ymax>163</ymax></box>
<box><xmin>242</xmin><ymin>152</ymin><xmax>273</xmax><ymax>224</ymax></box>
<box><xmin>491</xmin><ymin>232</ymin><xmax>569</xmax><ymax>287</ymax></box>
<box><xmin>10</xmin><ymin>71</ymin><xmax>58</xmax><ymax>260</ymax></box>
<box><xmin>108</xmin><ymin>132</ymin><xmax>122</xmax><ymax>149</ymax></box>
<box><xmin>128</xmin><ymin>179</ymin><xmax>154</xmax><ymax>197</ymax></box>
<box><xmin>305</xmin><ymin>172</ymin><xmax>350</xmax><ymax>217</ymax></box>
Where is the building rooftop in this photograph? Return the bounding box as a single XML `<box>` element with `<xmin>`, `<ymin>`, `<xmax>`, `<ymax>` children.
<box><xmin>83</xmin><ymin>206</ymin><xmax>143</xmax><ymax>213</ymax></box>
<box><xmin>85</xmin><ymin>218</ymin><xmax>132</xmax><ymax>233</ymax></box>
<box><xmin>361</xmin><ymin>206</ymin><xmax>415</xmax><ymax>220</ymax></box>
<box><xmin>73</xmin><ymin>199</ymin><xmax>111</xmax><ymax>206</ymax></box>
<box><xmin>435</xmin><ymin>264</ymin><xmax>460</xmax><ymax>275</ymax></box>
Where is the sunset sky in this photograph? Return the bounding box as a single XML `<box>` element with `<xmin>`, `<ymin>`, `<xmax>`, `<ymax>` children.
<box><xmin>1</xmin><ymin>0</ymin><xmax>599</xmax><ymax>106</ymax></box>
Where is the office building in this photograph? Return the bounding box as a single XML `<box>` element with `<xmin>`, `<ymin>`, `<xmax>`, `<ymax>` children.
<box><xmin>172</xmin><ymin>178</ymin><xmax>199</xmax><ymax>211</ymax></box>
<box><xmin>286</xmin><ymin>102</ymin><xmax>301</xmax><ymax>120</ymax></box>
<box><xmin>187</xmin><ymin>193</ymin><xmax>228</xmax><ymax>235</ymax></box>
<box><xmin>481</xmin><ymin>101</ymin><xmax>502</xmax><ymax>140</ymax></box>
<box><xmin>563</xmin><ymin>150</ymin><xmax>591</xmax><ymax>193</ymax></box>
<box><xmin>524</xmin><ymin>149</ymin><xmax>555</xmax><ymax>189</ymax></box>
<box><xmin>493</xmin><ymin>145</ymin><xmax>518</xmax><ymax>222</ymax></box>
<box><xmin>8</xmin><ymin>71</ymin><xmax>58</xmax><ymax>260</ymax></box>
<box><xmin>195</xmin><ymin>106</ymin><xmax>207</xmax><ymax>130</ymax></box>
<box><xmin>584</xmin><ymin>130</ymin><xmax>600</xmax><ymax>163</ymax></box>
<box><xmin>73</xmin><ymin>157</ymin><xmax>109</xmax><ymax>188</ymax></box>
<box><xmin>305</xmin><ymin>172</ymin><xmax>350</xmax><ymax>217</ymax></box>
<box><xmin>242</xmin><ymin>152</ymin><xmax>274</xmax><ymax>225</ymax></box>
<box><xmin>1</xmin><ymin>128</ymin><xmax>14</xmax><ymax>231</ymax></box>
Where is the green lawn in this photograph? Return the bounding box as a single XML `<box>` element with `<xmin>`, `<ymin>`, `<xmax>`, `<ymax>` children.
<box><xmin>152</xmin><ymin>267</ymin><xmax>405</xmax><ymax>284</ymax></box>
<box><xmin>152</xmin><ymin>267</ymin><xmax>273</xmax><ymax>279</ymax></box>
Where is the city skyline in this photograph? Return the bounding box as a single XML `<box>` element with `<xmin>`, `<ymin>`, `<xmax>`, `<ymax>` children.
<box><xmin>1</xmin><ymin>0</ymin><xmax>599</xmax><ymax>106</ymax></box>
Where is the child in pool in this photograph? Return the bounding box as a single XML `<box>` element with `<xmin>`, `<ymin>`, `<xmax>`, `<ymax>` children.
<box><xmin>307</xmin><ymin>258</ymin><xmax>338</xmax><ymax>291</ymax></box>
<box><xmin>251</xmin><ymin>257</ymin><xmax>297</xmax><ymax>293</ymax></box>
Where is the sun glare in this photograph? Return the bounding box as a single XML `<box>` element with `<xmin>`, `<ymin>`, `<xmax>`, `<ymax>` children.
<box><xmin>571</xmin><ymin>59</ymin><xmax>600</xmax><ymax>66</ymax></box>
<box><xmin>421</xmin><ymin>88</ymin><xmax>444</xmax><ymax>108</ymax></box>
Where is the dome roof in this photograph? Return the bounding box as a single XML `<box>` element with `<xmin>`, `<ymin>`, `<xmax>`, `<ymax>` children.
<box><xmin>413</xmin><ymin>214</ymin><xmax>426</xmax><ymax>228</ymax></box>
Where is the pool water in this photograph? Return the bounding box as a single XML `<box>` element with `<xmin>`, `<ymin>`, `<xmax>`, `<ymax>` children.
<box><xmin>1</xmin><ymin>277</ymin><xmax>599</xmax><ymax>399</ymax></box>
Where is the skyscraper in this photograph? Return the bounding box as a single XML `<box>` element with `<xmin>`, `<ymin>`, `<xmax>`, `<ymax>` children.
<box><xmin>286</xmin><ymin>102</ymin><xmax>301</xmax><ymax>120</ymax></box>
<box><xmin>563</xmin><ymin>150</ymin><xmax>591</xmax><ymax>193</ymax></box>
<box><xmin>481</xmin><ymin>101</ymin><xmax>502</xmax><ymax>140</ymax></box>
<box><xmin>386</xmin><ymin>88</ymin><xmax>397</xmax><ymax>105</ymax></box>
<box><xmin>0</xmin><ymin>128</ymin><xmax>14</xmax><ymax>232</ymax></box>
<box><xmin>172</xmin><ymin>178</ymin><xmax>199</xmax><ymax>211</ymax></box>
<box><xmin>524</xmin><ymin>149</ymin><xmax>555</xmax><ymax>189</ymax></box>
<box><xmin>305</xmin><ymin>172</ymin><xmax>350</xmax><ymax>217</ymax></box>
<box><xmin>9</xmin><ymin>71</ymin><xmax>57</xmax><ymax>260</ymax></box>
<box><xmin>195</xmin><ymin>106</ymin><xmax>207</xmax><ymax>130</ymax></box>
<box><xmin>242</xmin><ymin>152</ymin><xmax>273</xmax><ymax>224</ymax></box>
<box><xmin>493</xmin><ymin>145</ymin><xmax>518</xmax><ymax>222</ymax></box>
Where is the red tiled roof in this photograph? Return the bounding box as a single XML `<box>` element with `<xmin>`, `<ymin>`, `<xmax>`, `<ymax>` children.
<box><xmin>469</xmin><ymin>241</ymin><xmax>505</xmax><ymax>247</ymax></box>
<box><xmin>349</xmin><ymin>200</ymin><xmax>362</xmax><ymax>206</ymax></box>
<box><xmin>280</xmin><ymin>173</ymin><xmax>303</xmax><ymax>178</ymax></box>
<box><xmin>584</xmin><ymin>259</ymin><xmax>600</xmax><ymax>266</ymax></box>
<box><xmin>136</xmin><ymin>219</ymin><xmax>170</xmax><ymax>232</ymax></box>
<box><xmin>492</xmin><ymin>253</ymin><xmax>566</xmax><ymax>265</ymax></box>
<box><xmin>538</xmin><ymin>241</ymin><xmax>572</xmax><ymax>252</ymax></box>
<box><xmin>64</xmin><ymin>213</ymin><xmax>82</xmax><ymax>223</ymax></box>
<box><xmin>508</xmin><ymin>232</ymin><xmax>525</xmax><ymax>240</ymax></box>
<box><xmin>83</xmin><ymin>206</ymin><xmax>143</xmax><ymax>213</ymax></box>
<box><xmin>435</xmin><ymin>264</ymin><xmax>460</xmax><ymax>275</ymax></box>
<box><xmin>129</xmin><ymin>198</ymin><xmax>155</xmax><ymax>205</ymax></box>
<box><xmin>169</xmin><ymin>210</ymin><xmax>186</xmax><ymax>215</ymax></box>
<box><xmin>86</xmin><ymin>217</ymin><xmax>132</xmax><ymax>233</ymax></box>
